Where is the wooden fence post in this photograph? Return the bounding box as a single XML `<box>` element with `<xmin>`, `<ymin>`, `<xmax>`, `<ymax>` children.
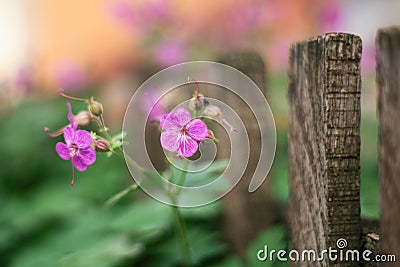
<box><xmin>219</xmin><ymin>52</ymin><xmax>276</xmax><ymax>256</ymax></box>
<box><xmin>288</xmin><ymin>33</ymin><xmax>362</xmax><ymax>266</ymax></box>
<box><xmin>376</xmin><ymin>27</ymin><xmax>400</xmax><ymax>264</ymax></box>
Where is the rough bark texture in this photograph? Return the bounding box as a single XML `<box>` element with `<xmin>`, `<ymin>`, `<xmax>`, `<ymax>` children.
<box><xmin>288</xmin><ymin>33</ymin><xmax>362</xmax><ymax>266</ymax></box>
<box><xmin>376</xmin><ymin>27</ymin><xmax>400</xmax><ymax>266</ymax></box>
<box><xmin>219</xmin><ymin>52</ymin><xmax>276</xmax><ymax>257</ymax></box>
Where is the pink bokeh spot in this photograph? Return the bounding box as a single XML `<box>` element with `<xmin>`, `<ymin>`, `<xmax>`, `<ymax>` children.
<box><xmin>142</xmin><ymin>90</ymin><xmax>167</xmax><ymax>123</ymax></box>
<box><xmin>361</xmin><ymin>45</ymin><xmax>376</xmax><ymax>74</ymax></box>
<box><xmin>153</xmin><ymin>40</ymin><xmax>187</xmax><ymax>67</ymax></box>
<box><xmin>54</xmin><ymin>61</ymin><xmax>87</xmax><ymax>91</ymax></box>
<box><xmin>319</xmin><ymin>1</ymin><xmax>343</xmax><ymax>33</ymax></box>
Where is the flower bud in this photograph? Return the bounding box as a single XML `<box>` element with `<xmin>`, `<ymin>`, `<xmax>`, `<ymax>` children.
<box><xmin>95</xmin><ymin>139</ymin><xmax>111</xmax><ymax>152</ymax></box>
<box><xmin>203</xmin><ymin>98</ymin><xmax>209</xmax><ymax>107</ymax></box>
<box><xmin>203</xmin><ymin>105</ymin><xmax>222</xmax><ymax>118</ymax></box>
<box><xmin>205</xmin><ymin>129</ymin><xmax>219</xmax><ymax>143</ymax></box>
<box><xmin>75</xmin><ymin>111</ymin><xmax>92</xmax><ymax>127</ymax></box>
<box><xmin>206</xmin><ymin>129</ymin><xmax>215</xmax><ymax>139</ymax></box>
<box><xmin>189</xmin><ymin>94</ymin><xmax>206</xmax><ymax>112</ymax></box>
<box><xmin>88</xmin><ymin>100</ymin><xmax>103</xmax><ymax>116</ymax></box>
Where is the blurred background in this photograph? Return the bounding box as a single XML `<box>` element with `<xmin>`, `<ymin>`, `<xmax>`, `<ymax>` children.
<box><xmin>1</xmin><ymin>0</ymin><xmax>399</xmax><ymax>266</ymax></box>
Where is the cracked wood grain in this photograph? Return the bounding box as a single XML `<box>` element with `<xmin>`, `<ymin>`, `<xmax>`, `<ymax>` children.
<box><xmin>288</xmin><ymin>33</ymin><xmax>362</xmax><ymax>267</ymax></box>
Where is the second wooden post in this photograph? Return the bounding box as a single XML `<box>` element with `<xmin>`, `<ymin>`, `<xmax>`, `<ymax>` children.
<box><xmin>288</xmin><ymin>33</ymin><xmax>362</xmax><ymax>266</ymax></box>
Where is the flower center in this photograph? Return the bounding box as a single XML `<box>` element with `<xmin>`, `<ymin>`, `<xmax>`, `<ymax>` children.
<box><xmin>69</xmin><ymin>144</ymin><xmax>78</xmax><ymax>157</ymax></box>
<box><xmin>180</xmin><ymin>128</ymin><xmax>187</xmax><ymax>135</ymax></box>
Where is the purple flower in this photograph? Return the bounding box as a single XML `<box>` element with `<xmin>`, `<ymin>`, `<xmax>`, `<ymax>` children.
<box><xmin>56</xmin><ymin>127</ymin><xmax>96</xmax><ymax>186</ymax></box>
<box><xmin>160</xmin><ymin>107</ymin><xmax>208</xmax><ymax>158</ymax></box>
<box><xmin>54</xmin><ymin>102</ymin><xmax>96</xmax><ymax>186</ymax></box>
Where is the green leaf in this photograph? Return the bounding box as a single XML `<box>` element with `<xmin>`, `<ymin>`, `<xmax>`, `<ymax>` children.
<box><xmin>110</xmin><ymin>200</ymin><xmax>172</xmax><ymax>234</ymax></box>
<box><xmin>169</xmin><ymin>160</ymin><xmax>229</xmax><ymax>187</ymax></box>
<box><xmin>141</xmin><ymin>225</ymin><xmax>226</xmax><ymax>267</ymax></box>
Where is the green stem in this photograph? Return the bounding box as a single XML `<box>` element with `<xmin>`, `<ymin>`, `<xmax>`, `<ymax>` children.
<box><xmin>94</xmin><ymin>116</ymin><xmax>143</xmax><ymax>174</ymax></box>
<box><xmin>176</xmin><ymin>160</ymin><xmax>189</xmax><ymax>189</ymax></box>
<box><xmin>170</xmin><ymin>194</ymin><xmax>192</xmax><ymax>266</ymax></box>
<box><xmin>169</xmin><ymin>161</ymin><xmax>192</xmax><ymax>266</ymax></box>
<box><xmin>96</xmin><ymin>113</ymin><xmax>191</xmax><ymax>264</ymax></box>
<box><xmin>105</xmin><ymin>183</ymin><xmax>139</xmax><ymax>208</ymax></box>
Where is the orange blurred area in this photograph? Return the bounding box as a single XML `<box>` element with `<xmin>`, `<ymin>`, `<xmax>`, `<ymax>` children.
<box><xmin>0</xmin><ymin>0</ymin><xmax>398</xmax><ymax>96</ymax></box>
<box><xmin>0</xmin><ymin>0</ymin><xmax>321</xmax><ymax>93</ymax></box>
<box><xmin>35</xmin><ymin>0</ymin><xmax>139</xmax><ymax>90</ymax></box>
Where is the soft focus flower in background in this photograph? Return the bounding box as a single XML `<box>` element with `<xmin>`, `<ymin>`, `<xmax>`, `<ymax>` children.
<box><xmin>107</xmin><ymin>0</ymin><xmax>171</xmax><ymax>34</ymax></box>
<box><xmin>141</xmin><ymin>90</ymin><xmax>167</xmax><ymax>123</ymax></box>
<box><xmin>54</xmin><ymin>61</ymin><xmax>87</xmax><ymax>91</ymax></box>
<box><xmin>361</xmin><ymin>45</ymin><xmax>376</xmax><ymax>73</ymax></box>
<box><xmin>153</xmin><ymin>40</ymin><xmax>187</xmax><ymax>67</ymax></box>
<box><xmin>13</xmin><ymin>66</ymin><xmax>34</xmax><ymax>93</ymax></box>
<box><xmin>318</xmin><ymin>0</ymin><xmax>343</xmax><ymax>33</ymax></box>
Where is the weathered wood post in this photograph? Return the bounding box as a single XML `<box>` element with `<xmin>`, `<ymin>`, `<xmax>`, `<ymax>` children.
<box><xmin>219</xmin><ymin>52</ymin><xmax>275</xmax><ymax>256</ymax></box>
<box><xmin>376</xmin><ymin>26</ymin><xmax>400</xmax><ymax>265</ymax></box>
<box><xmin>288</xmin><ymin>33</ymin><xmax>362</xmax><ymax>266</ymax></box>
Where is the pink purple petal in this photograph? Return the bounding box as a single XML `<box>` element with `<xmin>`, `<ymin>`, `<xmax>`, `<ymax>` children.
<box><xmin>72</xmin><ymin>156</ymin><xmax>88</xmax><ymax>172</ymax></box>
<box><xmin>171</xmin><ymin>107</ymin><xmax>191</xmax><ymax>126</ymax></box>
<box><xmin>160</xmin><ymin>113</ymin><xmax>168</xmax><ymax>128</ymax></box>
<box><xmin>160</xmin><ymin>130</ymin><xmax>179</xmax><ymax>152</ymax></box>
<box><xmin>177</xmin><ymin>134</ymin><xmax>198</xmax><ymax>157</ymax></box>
<box><xmin>63</xmin><ymin>126</ymin><xmax>75</xmax><ymax>145</ymax></box>
<box><xmin>186</xmin><ymin>119</ymin><xmax>208</xmax><ymax>141</ymax></box>
<box><xmin>75</xmin><ymin>129</ymin><xmax>93</xmax><ymax>149</ymax></box>
<box><xmin>160</xmin><ymin>113</ymin><xmax>179</xmax><ymax>131</ymax></box>
<box><xmin>162</xmin><ymin>107</ymin><xmax>191</xmax><ymax>131</ymax></box>
<box><xmin>56</xmin><ymin>142</ymin><xmax>70</xmax><ymax>160</ymax></box>
<box><xmin>77</xmin><ymin>147</ymin><xmax>96</xmax><ymax>166</ymax></box>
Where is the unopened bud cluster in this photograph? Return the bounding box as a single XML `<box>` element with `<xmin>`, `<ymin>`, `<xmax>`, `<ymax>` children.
<box><xmin>189</xmin><ymin>93</ymin><xmax>209</xmax><ymax>112</ymax></box>
<box><xmin>203</xmin><ymin>105</ymin><xmax>222</xmax><ymax>118</ymax></box>
<box><xmin>88</xmin><ymin>99</ymin><xmax>103</xmax><ymax>116</ymax></box>
<box><xmin>95</xmin><ymin>139</ymin><xmax>111</xmax><ymax>152</ymax></box>
<box><xmin>75</xmin><ymin>111</ymin><xmax>92</xmax><ymax>127</ymax></box>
